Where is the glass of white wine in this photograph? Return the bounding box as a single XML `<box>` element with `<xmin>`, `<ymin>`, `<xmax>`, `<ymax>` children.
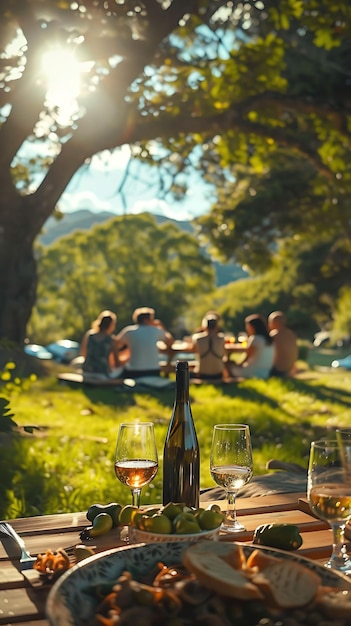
<box><xmin>114</xmin><ymin>422</ymin><xmax>158</xmax><ymax>507</ymax></box>
<box><xmin>210</xmin><ymin>423</ymin><xmax>253</xmax><ymax>532</ymax></box>
<box><xmin>336</xmin><ymin>428</ymin><xmax>351</xmax><ymax>483</ymax></box>
<box><xmin>307</xmin><ymin>438</ymin><xmax>351</xmax><ymax>573</ymax></box>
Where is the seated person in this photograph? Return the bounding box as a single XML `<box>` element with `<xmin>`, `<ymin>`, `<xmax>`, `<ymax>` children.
<box><xmin>191</xmin><ymin>313</ymin><xmax>225</xmax><ymax>381</ymax></box>
<box><xmin>116</xmin><ymin>307</ymin><xmax>174</xmax><ymax>378</ymax></box>
<box><xmin>227</xmin><ymin>314</ymin><xmax>274</xmax><ymax>380</ymax></box>
<box><xmin>268</xmin><ymin>311</ymin><xmax>298</xmax><ymax>377</ymax></box>
<box><xmin>81</xmin><ymin>310</ymin><xmax>123</xmax><ymax>378</ymax></box>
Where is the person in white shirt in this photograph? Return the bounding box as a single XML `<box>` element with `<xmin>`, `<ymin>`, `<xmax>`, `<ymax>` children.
<box><xmin>227</xmin><ymin>313</ymin><xmax>274</xmax><ymax>380</ymax></box>
<box><xmin>116</xmin><ymin>307</ymin><xmax>173</xmax><ymax>378</ymax></box>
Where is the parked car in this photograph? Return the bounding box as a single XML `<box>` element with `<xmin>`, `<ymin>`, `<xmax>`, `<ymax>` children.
<box><xmin>45</xmin><ymin>340</ymin><xmax>80</xmax><ymax>363</ymax></box>
<box><xmin>24</xmin><ymin>344</ymin><xmax>53</xmax><ymax>360</ymax></box>
<box><xmin>313</xmin><ymin>330</ymin><xmax>330</xmax><ymax>347</ymax></box>
<box><xmin>314</xmin><ymin>331</ymin><xmax>350</xmax><ymax>349</ymax></box>
<box><xmin>331</xmin><ymin>355</ymin><xmax>351</xmax><ymax>370</ymax></box>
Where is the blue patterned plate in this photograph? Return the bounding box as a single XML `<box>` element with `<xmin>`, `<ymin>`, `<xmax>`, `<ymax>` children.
<box><xmin>46</xmin><ymin>541</ymin><xmax>351</xmax><ymax>626</ymax></box>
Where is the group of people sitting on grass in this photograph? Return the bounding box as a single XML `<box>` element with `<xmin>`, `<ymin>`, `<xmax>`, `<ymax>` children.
<box><xmin>78</xmin><ymin>306</ymin><xmax>298</xmax><ymax>383</ymax></box>
<box><xmin>191</xmin><ymin>310</ymin><xmax>297</xmax><ymax>382</ymax></box>
<box><xmin>80</xmin><ymin>307</ymin><xmax>174</xmax><ymax>381</ymax></box>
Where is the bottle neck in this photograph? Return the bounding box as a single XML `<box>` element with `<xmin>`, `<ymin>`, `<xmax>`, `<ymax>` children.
<box><xmin>175</xmin><ymin>366</ymin><xmax>190</xmax><ymax>403</ymax></box>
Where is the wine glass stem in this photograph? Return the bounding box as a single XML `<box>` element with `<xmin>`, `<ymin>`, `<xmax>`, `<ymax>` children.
<box><xmin>330</xmin><ymin>523</ymin><xmax>347</xmax><ymax>561</ymax></box>
<box><xmin>225</xmin><ymin>491</ymin><xmax>238</xmax><ymax>525</ymax></box>
<box><xmin>131</xmin><ymin>488</ymin><xmax>141</xmax><ymax>508</ymax></box>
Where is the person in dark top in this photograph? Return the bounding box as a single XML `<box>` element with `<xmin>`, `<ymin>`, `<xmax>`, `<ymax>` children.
<box><xmin>81</xmin><ymin>310</ymin><xmax>122</xmax><ymax>378</ymax></box>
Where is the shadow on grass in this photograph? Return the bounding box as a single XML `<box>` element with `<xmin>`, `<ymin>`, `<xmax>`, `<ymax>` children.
<box><xmin>221</xmin><ymin>375</ymin><xmax>351</xmax><ymax>408</ymax></box>
<box><xmin>64</xmin><ymin>372</ymin><xmax>351</xmax><ymax>415</ymax></box>
<box><xmin>75</xmin><ymin>384</ymin><xmax>175</xmax><ymax>409</ymax></box>
<box><xmin>284</xmin><ymin>376</ymin><xmax>351</xmax><ymax>407</ymax></box>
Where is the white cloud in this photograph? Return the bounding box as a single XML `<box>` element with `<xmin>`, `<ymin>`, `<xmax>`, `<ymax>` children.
<box><xmin>90</xmin><ymin>146</ymin><xmax>131</xmax><ymax>172</ymax></box>
<box><xmin>59</xmin><ymin>190</ymin><xmax>115</xmax><ymax>214</ymax></box>
<box><xmin>58</xmin><ymin>149</ymin><xmax>213</xmax><ymax>220</ymax></box>
<box><xmin>130</xmin><ymin>198</ymin><xmax>192</xmax><ymax>220</ymax></box>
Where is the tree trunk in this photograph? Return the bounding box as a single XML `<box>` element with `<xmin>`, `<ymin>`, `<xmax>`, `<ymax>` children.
<box><xmin>0</xmin><ymin>197</ymin><xmax>38</xmax><ymax>346</ymax></box>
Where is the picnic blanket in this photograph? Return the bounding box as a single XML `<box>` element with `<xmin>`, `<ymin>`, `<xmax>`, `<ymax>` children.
<box><xmin>200</xmin><ymin>470</ymin><xmax>307</xmax><ymax>500</ymax></box>
<box><xmin>58</xmin><ymin>372</ymin><xmax>176</xmax><ymax>390</ymax></box>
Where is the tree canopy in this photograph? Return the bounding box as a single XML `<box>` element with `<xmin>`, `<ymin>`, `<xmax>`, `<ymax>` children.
<box><xmin>29</xmin><ymin>213</ymin><xmax>214</xmax><ymax>342</ymax></box>
<box><xmin>1</xmin><ymin>0</ymin><xmax>350</xmax><ymax>344</ymax></box>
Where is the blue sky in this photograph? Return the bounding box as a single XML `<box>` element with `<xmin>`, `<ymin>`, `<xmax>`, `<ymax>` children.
<box><xmin>58</xmin><ymin>146</ymin><xmax>213</xmax><ymax>222</ymax></box>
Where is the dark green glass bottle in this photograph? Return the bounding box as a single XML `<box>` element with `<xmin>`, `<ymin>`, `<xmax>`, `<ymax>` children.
<box><xmin>162</xmin><ymin>360</ymin><xmax>200</xmax><ymax>507</ymax></box>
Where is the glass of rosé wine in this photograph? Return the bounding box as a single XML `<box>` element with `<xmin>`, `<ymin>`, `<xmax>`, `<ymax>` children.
<box><xmin>114</xmin><ymin>422</ymin><xmax>158</xmax><ymax>507</ymax></box>
<box><xmin>307</xmin><ymin>438</ymin><xmax>351</xmax><ymax>573</ymax></box>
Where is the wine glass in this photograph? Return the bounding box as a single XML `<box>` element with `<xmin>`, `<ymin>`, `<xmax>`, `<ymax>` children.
<box><xmin>114</xmin><ymin>422</ymin><xmax>158</xmax><ymax>508</ymax></box>
<box><xmin>307</xmin><ymin>438</ymin><xmax>351</xmax><ymax>573</ymax></box>
<box><xmin>336</xmin><ymin>428</ymin><xmax>351</xmax><ymax>483</ymax></box>
<box><xmin>210</xmin><ymin>423</ymin><xmax>253</xmax><ymax>532</ymax></box>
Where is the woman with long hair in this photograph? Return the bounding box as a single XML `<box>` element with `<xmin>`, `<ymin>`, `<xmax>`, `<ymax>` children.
<box><xmin>80</xmin><ymin>310</ymin><xmax>123</xmax><ymax>378</ymax></box>
<box><xmin>227</xmin><ymin>313</ymin><xmax>274</xmax><ymax>380</ymax></box>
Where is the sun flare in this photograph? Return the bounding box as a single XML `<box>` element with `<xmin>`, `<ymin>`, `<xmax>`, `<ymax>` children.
<box><xmin>41</xmin><ymin>48</ymin><xmax>81</xmax><ymax>124</ymax></box>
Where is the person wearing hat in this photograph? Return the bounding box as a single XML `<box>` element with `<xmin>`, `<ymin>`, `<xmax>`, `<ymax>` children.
<box><xmin>116</xmin><ymin>307</ymin><xmax>174</xmax><ymax>378</ymax></box>
<box><xmin>191</xmin><ymin>312</ymin><xmax>225</xmax><ymax>381</ymax></box>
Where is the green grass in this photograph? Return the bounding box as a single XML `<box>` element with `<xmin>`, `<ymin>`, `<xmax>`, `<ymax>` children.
<box><xmin>1</xmin><ymin>352</ymin><xmax>351</xmax><ymax>519</ymax></box>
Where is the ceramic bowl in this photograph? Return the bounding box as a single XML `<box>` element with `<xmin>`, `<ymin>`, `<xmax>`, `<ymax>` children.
<box><xmin>128</xmin><ymin>525</ymin><xmax>220</xmax><ymax>543</ymax></box>
<box><xmin>46</xmin><ymin>541</ymin><xmax>351</xmax><ymax>626</ymax></box>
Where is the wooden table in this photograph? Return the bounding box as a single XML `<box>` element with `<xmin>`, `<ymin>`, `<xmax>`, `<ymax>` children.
<box><xmin>0</xmin><ymin>491</ymin><xmax>346</xmax><ymax>626</ymax></box>
<box><xmin>158</xmin><ymin>340</ymin><xmax>247</xmax><ymax>373</ymax></box>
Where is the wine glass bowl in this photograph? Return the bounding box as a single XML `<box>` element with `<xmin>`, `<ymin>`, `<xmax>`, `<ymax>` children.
<box><xmin>114</xmin><ymin>422</ymin><xmax>158</xmax><ymax>508</ymax></box>
<box><xmin>307</xmin><ymin>438</ymin><xmax>351</xmax><ymax>573</ymax></box>
<box><xmin>210</xmin><ymin>423</ymin><xmax>253</xmax><ymax>532</ymax></box>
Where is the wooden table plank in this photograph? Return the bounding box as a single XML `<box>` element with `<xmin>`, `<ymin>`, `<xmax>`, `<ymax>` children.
<box><xmin>205</xmin><ymin>492</ymin><xmax>306</xmax><ymax>515</ymax></box>
<box><xmin>11</xmin><ymin>622</ymin><xmax>46</xmax><ymax>626</ymax></box>
<box><xmin>2</xmin><ymin>514</ymin><xmax>88</xmax><ymax>536</ymax></box>
<box><xmin>0</xmin><ymin>587</ymin><xmax>46</xmax><ymax>625</ymax></box>
<box><xmin>297</xmin><ymin>528</ymin><xmax>337</xmax><ymax>561</ymax></box>
<box><xmin>0</xmin><ymin>528</ymin><xmax>123</xmax><ymax>562</ymax></box>
<box><xmin>235</xmin><ymin>508</ymin><xmax>326</xmax><ymax>530</ymax></box>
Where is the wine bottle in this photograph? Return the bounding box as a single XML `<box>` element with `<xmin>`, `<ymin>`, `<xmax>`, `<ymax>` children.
<box><xmin>163</xmin><ymin>360</ymin><xmax>200</xmax><ymax>507</ymax></box>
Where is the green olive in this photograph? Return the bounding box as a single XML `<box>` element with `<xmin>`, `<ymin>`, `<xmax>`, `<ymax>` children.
<box><xmin>173</xmin><ymin>512</ymin><xmax>201</xmax><ymax>534</ymax></box>
<box><xmin>118</xmin><ymin>505</ymin><xmax>140</xmax><ymax>526</ymax></box>
<box><xmin>161</xmin><ymin>502</ymin><xmax>184</xmax><ymax>520</ymax></box>
<box><xmin>253</xmin><ymin>523</ymin><xmax>303</xmax><ymax>551</ymax></box>
<box><xmin>86</xmin><ymin>502</ymin><xmax>121</xmax><ymax>527</ymax></box>
<box><xmin>143</xmin><ymin>513</ymin><xmax>172</xmax><ymax>534</ymax></box>
<box><xmin>74</xmin><ymin>544</ymin><xmax>96</xmax><ymax>562</ymax></box>
<box><xmin>89</xmin><ymin>512</ymin><xmax>113</xmax><ymax>537</ymax></box>
<box><xmin>197</xmin><ymin>509</ymin><xmax>224</xmax><ymax>530</ymax></box>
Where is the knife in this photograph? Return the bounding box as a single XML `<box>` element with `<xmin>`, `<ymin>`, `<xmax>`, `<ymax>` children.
<box><xmin>0</xmin><ymin>522</ymin><xmax>37</xmax><ymax>569</ymax></box>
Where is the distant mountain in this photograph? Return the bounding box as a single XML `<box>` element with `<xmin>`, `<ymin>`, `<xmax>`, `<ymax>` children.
<box><xmin>40</xmin><ymin>210</ymin><xmax>116</xmax><ymax>245</ymax></box>
<box><xmin>39</xmin><ymin>209</ymin><xmax>248</xmax><ymax>286</ymax></box>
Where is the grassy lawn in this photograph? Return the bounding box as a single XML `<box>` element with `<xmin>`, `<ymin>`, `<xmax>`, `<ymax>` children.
<box><xmin>1</xmin><ymin>349</ymin><xmax>351</xmax><ymax>519</ymax></box>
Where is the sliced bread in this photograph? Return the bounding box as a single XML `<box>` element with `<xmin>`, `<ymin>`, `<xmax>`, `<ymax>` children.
<box><xmin>251</xmin><ymin>559</ymin><xmax>321</xmax><ymax>608</ymax></box>
<box><xmin>182</xmin><ymin>541</ymin><xmax>263</xmax><ymax>600</ymax></box>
